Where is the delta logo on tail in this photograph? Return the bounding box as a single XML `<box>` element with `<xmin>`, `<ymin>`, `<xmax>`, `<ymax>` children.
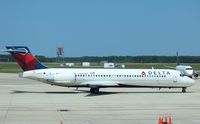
<box><xmin>6</xmin><ymin>46</ymin><xmax>47</xmax><ymax>71</ymax></box>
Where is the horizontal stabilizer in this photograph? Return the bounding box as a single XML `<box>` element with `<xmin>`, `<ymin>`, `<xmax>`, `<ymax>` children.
<box><xmin>5</xmin><ymin>46</ymin><xmax>47</xmax><ymax>71</ymax></box>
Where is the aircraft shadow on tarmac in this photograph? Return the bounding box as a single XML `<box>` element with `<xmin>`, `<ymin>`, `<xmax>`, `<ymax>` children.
<box><xmin>11</xmin><ymin>89</ymin><xmax>191</xmax><ymax>97</ymax></box>
<box><xmin>11</xmin><ymin>90</ymin><xmax>82</xmax><ymax>94</ymax></box>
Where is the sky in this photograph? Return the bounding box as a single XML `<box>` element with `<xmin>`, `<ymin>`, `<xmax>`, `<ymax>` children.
<box><xmin>0</xmin><ymin>0</ymin><xmax>200</xmax><ymax>57</ymax></box>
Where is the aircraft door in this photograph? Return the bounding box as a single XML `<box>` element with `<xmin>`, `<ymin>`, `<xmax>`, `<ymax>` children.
<box><xmin>173</xmin><ymin>75</ymin><xmax>178</xmax><ymax>83</ymax></box>
<box><xmin>74</xmin><ymin>73</ymin><xmax>77</xmax><ymax>83</ymax></box>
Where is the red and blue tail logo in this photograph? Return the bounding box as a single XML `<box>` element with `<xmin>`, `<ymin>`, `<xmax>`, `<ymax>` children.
<box><xmin>6</xmin><ymin>46</ymin><xmax>47</xmax><ymax>71</ymax></box>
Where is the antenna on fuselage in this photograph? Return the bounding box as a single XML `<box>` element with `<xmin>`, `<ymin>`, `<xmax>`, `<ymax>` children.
<box><xmin>176</xmin><ymin>51</ymin><xmax>180</xmax><ymax>66</ymax></box>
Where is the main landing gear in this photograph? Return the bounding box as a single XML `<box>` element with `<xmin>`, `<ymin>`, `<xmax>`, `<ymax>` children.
<box><xmin>90</xmin><ymin>87</ymin><xmax>100</xmax><ymax>94</ymax></box>
<box><xmin>182</xmin><ymin>87</ymin><xmax>186</xmax><ymax>93</ymax></box>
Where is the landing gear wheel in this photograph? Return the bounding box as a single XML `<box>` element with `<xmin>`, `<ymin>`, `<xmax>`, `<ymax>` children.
<box><xmin>90</xmin><ymin>88</ymin><xmax>100</xmax><ymax>94</ymax></box>
<box><xmin>182</xmin><ymin>87</ymin><xmax>186</xmax><ymax>93</ymax></box>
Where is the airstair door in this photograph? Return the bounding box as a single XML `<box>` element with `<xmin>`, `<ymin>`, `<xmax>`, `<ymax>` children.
<box><xmin>173</xmin><ymin>75</ymin><xmax>178</xmax><ymax>83</ymax></box>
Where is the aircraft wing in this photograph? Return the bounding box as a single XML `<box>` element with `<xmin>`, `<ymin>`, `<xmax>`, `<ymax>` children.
<box><xmin>194</xmin><ymin>70</ymin><xmax>200</xmax><ymax>77</ymax></box>
<box><xmin>81</xmin><ymin>81</ymin><xmax>119</xmax><ymax>87</ymax></box>
<box><xmin>194</xmin><ymin>70</ymin><xmax>200</xmax><ymax>74</ymax></box>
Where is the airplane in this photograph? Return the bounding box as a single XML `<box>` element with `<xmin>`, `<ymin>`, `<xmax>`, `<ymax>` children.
<box><xmin>166</xmin><ymin>52</ymin><xmax>199</xmax><ymax>78</ymax></box>
<box><xmin>5</xmin><ymin>46</ymin><xmax>195</xmax><ymax>94</ymax></box>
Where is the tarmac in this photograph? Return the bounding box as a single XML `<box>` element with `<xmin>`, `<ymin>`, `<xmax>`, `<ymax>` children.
<box><xmin>0</xmin><ymin>73</ymin><xmax>200</xmax><ymax>124</ymax></box>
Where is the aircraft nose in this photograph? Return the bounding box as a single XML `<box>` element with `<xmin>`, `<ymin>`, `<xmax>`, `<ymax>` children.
<box><xmin>186</xmin><ymin>70</ymin><xmax>194</xmax><ymax>76</ymax></box>
<box><xmin>185</xmin><ymin>76</ymin><xmax>195</xmax><ymax>84</ymax></box>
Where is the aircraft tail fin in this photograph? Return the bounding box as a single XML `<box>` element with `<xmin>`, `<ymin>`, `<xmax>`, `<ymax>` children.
<box><xmin>5</xmin><ymin>46</ymin><xmax>47</xmax><ymax>71</ymax></box>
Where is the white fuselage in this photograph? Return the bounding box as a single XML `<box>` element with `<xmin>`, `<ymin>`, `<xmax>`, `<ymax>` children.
<box><xmin>21</xmin><ymin>68</ymin><xmax>195</xmax><ymax>88</ymax></box>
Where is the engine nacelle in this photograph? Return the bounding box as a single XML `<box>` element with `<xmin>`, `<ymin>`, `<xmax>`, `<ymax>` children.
<box><xmin>43</xmin><ymin>73</ymin><xmax>54</xmax><ymax>83</ymax></box>
<box><xmin>194</xmin><ymin>73</ymin><xmax>199</xmax><ymax>78</ymax></box>
<box><xmin>53</xmin><ymin>72</ymin><xmax>75</xmax><ymax>83</ymax></box>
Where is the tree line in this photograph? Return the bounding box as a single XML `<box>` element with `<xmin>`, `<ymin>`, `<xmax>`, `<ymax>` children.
<box><xmin>1</xmin><ymin>54</ymin><xmax>200</xmax><ymax>63</ymax></box>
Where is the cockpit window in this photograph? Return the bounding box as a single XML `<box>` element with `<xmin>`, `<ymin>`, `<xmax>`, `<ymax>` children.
<box><xmin>186</xmin><ymin>68</ymin><xmax>193</xmax><ymax>70</ymax></box>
